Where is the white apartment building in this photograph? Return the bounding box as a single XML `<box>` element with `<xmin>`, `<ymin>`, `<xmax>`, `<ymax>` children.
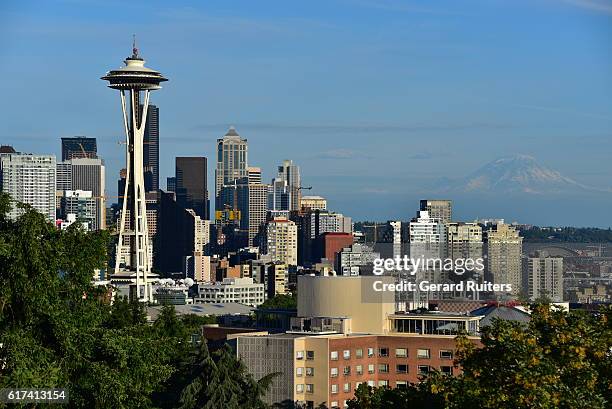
<box><xmin>0</xmin><ymin>153</ymin><xmax>56</xmax><ymax>221</ymax></box>
<box><xmin>409</xmin><ymin>211</ymin><xmax>445</xmax><ymax>243</ymax></box>
<box><xmin>196</xmin><ymin>277</ymin><xmax>264</xmax><ymax>307</ymax></box>
<box><xmin>309</xmin><ymin>211</ymin><xmax>352</xmax><ymax>238</ymax></box>
<box><xmin>524</xmin><ymin>254</ymin><xmax>563</xmax><ymax>302</ymax></box>
<box><xmin>337</xmin><ymin>243</ymin><xmax>381</xmax><ymax>276</ymax></box>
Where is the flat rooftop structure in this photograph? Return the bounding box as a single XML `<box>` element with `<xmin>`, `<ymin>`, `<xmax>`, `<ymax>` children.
<box><xmin>147</xmin><ymin>302</ymin><xmax>254</xmax><ymax>321</ymax></box>
<box><xmin>389</xmin><ymin>311</ymin><xmax>483</xmax><ymax>336</ymax></box>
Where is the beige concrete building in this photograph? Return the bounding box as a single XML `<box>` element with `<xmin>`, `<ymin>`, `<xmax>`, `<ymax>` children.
<box><xmin>420</xmin><ymin>199</ymin><xmax>452</xmax><ymax>224</ymax></box>
<box><xmin>300</xmin><ymin>195</ymin><xmax>327</xmax><ymax>211</ymax></box>
<box><xmin>265</xmin><ymin>217</ymin><xmax>298</xmax><ymax>266</ymax></box>
<box><xmin>297</xmin><ymin>276</ymin><xmax>395</xmax><ymax>334</ymax></box>
<box><xmin>486</xmin><ymin>223</ymin><xmax>523</xmax><ymax>296</ymax></box>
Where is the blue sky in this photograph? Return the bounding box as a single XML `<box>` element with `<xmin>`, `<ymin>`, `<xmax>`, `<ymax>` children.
<box><xmin>1</xmin><ymin>0</ymin><xmax>611</xmax><ymax>226</ymax></box>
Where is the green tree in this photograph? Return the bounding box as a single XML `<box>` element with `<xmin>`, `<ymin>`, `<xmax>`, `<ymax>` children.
<box><xmin>178</xmin><ymin>343</ymin><xmax>277</xmax><ymax>409</ymax></box>
<box><xmin>259</xmin><ymin>293</ymin><xmax>297</xmax><ymax>310</ymax></box>
<box><xmin>0</xmin><ymin>193</ymin><xmax>176</xmax><ymax>408</ymax></box>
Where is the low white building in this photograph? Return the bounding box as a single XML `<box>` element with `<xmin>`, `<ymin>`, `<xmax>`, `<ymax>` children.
<box><xmin>195</xmin><ymin>277</ymin><xmax>264</xmax><ymax>307</ymax></box>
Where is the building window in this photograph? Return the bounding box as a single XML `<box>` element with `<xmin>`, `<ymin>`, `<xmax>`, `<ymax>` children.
<box><xmin>378</xmin><ymin>347</ymin><xmax>389</xmax><ymax>357</ymax></box>
<box><xmin>441</xmin><ymin>366</ymin><xmax>453</xmax><ymax>375</ymax></box>
<box><xmin>368</xmin><ymin>364</ymin><xmax>375</xmax><ymax>374</ymax></box>
<box><xmin>395</xmin><ymin>348</ymin><xmax>407</xmax><ymax>358</ymax></box>
<box><xmin>296</xmin><ymin>367</ymin><xmax>304</xmax><ymax>377</ymax></box>
<box><xmin>378</xmin><ymin>380</ymin><xmax>389</xmax><ymax>387</ymax></box>
<box><xmin>367</xmin><ymin>380</ymin><xmax>375</xmax><ymax>387</ymax></box>
<box><xmin>343</xmin><ymin>383</ymin><xmax>351</xmax><ymax>393</ymax></box>
<box><xmin>378</xmin><ymin>364</ymin><xmax>389</xmax><ymax>374</ymax></box>
<box><xmin>296</xmin><ymin>384</ymin><xmax>304</xmax><ymax>393</ymax></box>
<box><xmin>440</xmin><ymin>350</ymin><xmax>453</xmax><ymax>359</ymax></box>
<box><xmin>306</xmin><ymin>384</ymin><xmax>314</xmax><ymax>393</ymax></box>
<box><xmin>356</xmin><ymin>365</ymin><xmax>363</xmax><ymax>375</ymax></box>
<box><xmin>396</xmin><ymin>381</ymin><xmax>407</xmax><ymax>388</ymax></box>
<box><xmin>331</xmin><ymin>384</ymin><xmax>338</xmax><ymax>394</ymax></box>
<box><xmin>331</xmin><ymin>351</ymin><xmax>339</xmax><ymax>360</ymax></box>
<box><xmin>343</xmin><ymin>350</ymin><xmax>351</xmax><ymax>359</ymax></box>
<box><xmin>306</xmin><ymin>367</ymin><xmax>314</xmax><ymax>377</ymax></box>
<box><xmin>356</xmin><ymin>348</ymin><xmax>363</xmax><ymax>358</ymax></box>
<box><xmin>417</xmin><ymin>349</ymin><xmax>430</xmax><ymax>359</ymax></box>
<box><xmin>418</xmin><ymin>365</ymin><xmax>430</xmax><ymax>375</ymax></box>
<box><xmin>306</xmin><ymin>351</ymin><xmax>315</xmax><ymax>360</ymax></box>
<box><xmin>331</xmin><ymin>367</ymin><xmax>338</xmax><ymax>377</ymax></box>
<box><xmin>296</xmin><ymin>351</ymin><xmax>304</xmax><ymax>360</ymax></box>
<box><xmin>343</xmin><ymin>366</ymin><xmax>351</xmax><ymax>375</ymax></box>
<box><xmin>367</xmin><ymin>347</ymin><xmax>374</xmax><ymax>357</ymax></box>
<box><xmin>396</xmin><ymin>364</ymin><xmax>408</xmax><ymax>374</ymax></box>
<box><xmin>331</xmin><ymin>402</ymin><xmax>339</xmax><ymax>409</ymax></box>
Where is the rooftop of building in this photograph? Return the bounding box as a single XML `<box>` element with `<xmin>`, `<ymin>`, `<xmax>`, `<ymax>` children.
<box><xmin>301</xmin><ymin>195</ymin><xmax>326</xmax><ymax>200</ymax></box>
<box><xmin>224</xmin><ymin>126</ymin><xmax>240</xmax><ymax>137</ymax></box>
<box><xmin>147</xmin><ymin>302</ymin><xmax>254</xmax><ymax>320</ymax></box>
<box><xmin>0</xmin><ymin>145</ymin><xmax>16</xmax><ymax>154</ymax></box>
<box><xmin>390</xmin><ymin>310</ymin><xmax>483</xmax><ymax>320</ymax></box>
<box><xmin>470</xmin><ymin>304</ymin><xmax>531</xmax><ymax>327</ymax></box>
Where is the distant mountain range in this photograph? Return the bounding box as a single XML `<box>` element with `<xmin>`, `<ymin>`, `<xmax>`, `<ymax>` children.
<box><xmin>437</xmin><ymin>154</ymin><xmax>609</xmax><ymax>195</ymax></box>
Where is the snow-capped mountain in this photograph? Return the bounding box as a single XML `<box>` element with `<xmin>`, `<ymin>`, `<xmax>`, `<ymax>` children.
<box><xmin>450</xmin><ymin>155</ymin><xmax>591</xmax><ymax>194</ymax></box>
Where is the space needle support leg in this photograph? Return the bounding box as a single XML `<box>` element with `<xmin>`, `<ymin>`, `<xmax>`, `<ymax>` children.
<box><xmin>130</xmin><ymin>89</ymin><xmax>152</xmax><ymax>302</ymax></box>
<box><xmin>138</xmin><ymin>91</ymin><xmax>151</xmax><ymax>301</ymax></box>
<box><xmin>116</xmin><ymin>90</ymin><xmax>131</xmax><ymax>276</ymax></box>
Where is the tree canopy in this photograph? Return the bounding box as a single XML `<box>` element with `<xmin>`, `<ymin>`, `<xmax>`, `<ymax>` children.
<box><xmin>0</xmin><ymin>193</ymin><xmax>273</xmax><ymax>408</ymax></box>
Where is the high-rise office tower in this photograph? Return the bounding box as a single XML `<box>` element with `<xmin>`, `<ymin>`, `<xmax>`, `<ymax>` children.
<box><xmin>269</xmin><ymin>178</ymin><xmax>290</xmax><ymax>211</ymax></box>
<box><xmin>215</xmin><ymin>126</ymin><xmax>248</xmax><ymax>208</ymax></box>
<box><xmin>102</xmin><ymin>41</ymin><xmax>167</xmax><ymax>301</ymax></box>
<box><xmin>219</xmin><ymin>177</ymin><xmax>269</xmax><ymax>247</ymax></box>
<box><xmin>166</xmin><ymin>176</ymin><xmax>176</xmax><ymax>192</ymax></box>
<box><xmin>57</xmin><ymin>158</ymin><xmax>106</xmax><ymax>230</ymax></box>
<box><xmin>408</xmin><ymin>210</ymin><xmax>447</xmax><ymax>306</ymax></box>
<box><xmin>156</xmin><ymin>192</ymin><xmax>210</xmax><ymax>274</ymax></box>
<box><xmin>176</xmin><ymin>157</ymin><xmax>209</xmax><ymax>220</ymax></box>
<box><xmin>56</xmin><ymin>161</ymin><xmax>72</xmax><ymax>192</ymax></box>
<box><xmin>0</xmin><ymin>152</ymin><xmax>56</xmax><ymax>221</ymax></box>
<box><xmin>248</xmin><ymin>166</ymin><xmax>262</xmax><ymax>184</ymax></box>
<box><xmin>524</xmin><ymin>251</ymin><xmax>563</xmax><ymax>302</ymax></box>
<box><xmin>61</xmin><ymin>136</ymin><xmax>97</xmax><ymax>161</ymax></box>
<box><xmin>485</xmin><ymin>222</ymin><xmax>523</xmax><ymax>297</ymax></box>
<box><xmin>276</xmin><ymin>160</ymin><xmax>301</xmax><ymax>211</ymax></box>
<box><xmin>142</xmin><ymin>104</ymin><xmax>159</xmax><ymax>192</ymax></box>
<box><xmin>419</xmin><ymin>199</ymin><xmax>452</xmax><ymax>224</ymax></box>
<box><xmin>60</xmin><ymin>190</ymin><xmax>96</xmax><ymax>230</ymax></box>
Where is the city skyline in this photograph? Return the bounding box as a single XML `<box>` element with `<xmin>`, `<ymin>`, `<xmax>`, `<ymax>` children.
<box><xmin>0</xmin><ymin>0</ymin><xmax>611</xmax><ymax>226</ymax></box>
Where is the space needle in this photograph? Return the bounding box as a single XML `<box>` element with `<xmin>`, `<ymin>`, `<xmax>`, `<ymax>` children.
<box><xmin>102</xmin><ymin>38</ymin><xmax>167</xmax><ymax>302</ymax></box>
